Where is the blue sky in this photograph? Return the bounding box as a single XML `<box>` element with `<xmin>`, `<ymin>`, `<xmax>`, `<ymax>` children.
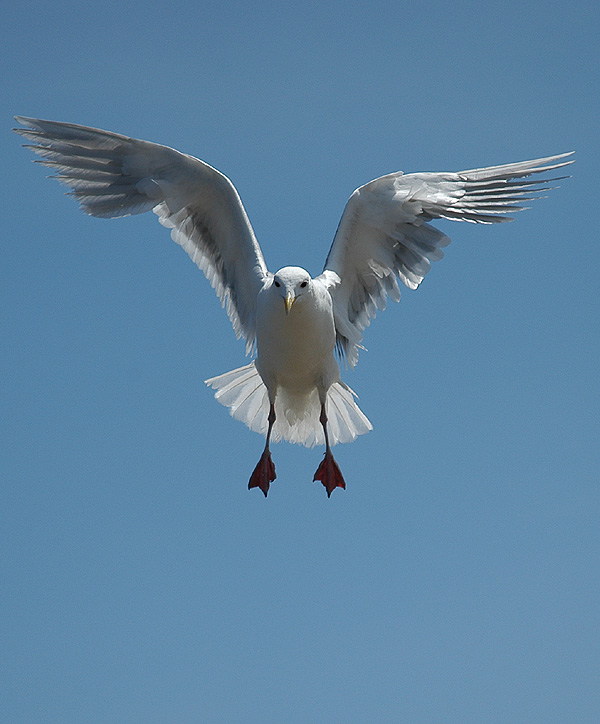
<box><xmin>2</xmin><ymin>1</ymin><xmax>598</xmax><ymax>722</ymax></box>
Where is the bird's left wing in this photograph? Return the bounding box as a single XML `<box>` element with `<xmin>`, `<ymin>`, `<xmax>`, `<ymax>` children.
<box><xmin>319</xmin><ymin>153</ymin><xmax>573</xmax><ymax>367</ymax></box>
<box><xmin>14</xmin><ymin>116</ymin><xmax>269</xmax><ymax>352</ymax></box>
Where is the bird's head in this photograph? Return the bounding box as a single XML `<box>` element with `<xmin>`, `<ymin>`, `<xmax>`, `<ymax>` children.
<box><xmin>271</xmin><ymin>266</ymin><xmax>312</xmax><ymax>314</ymax></box>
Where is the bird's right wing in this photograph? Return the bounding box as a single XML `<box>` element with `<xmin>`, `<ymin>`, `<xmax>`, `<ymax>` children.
<box><xmin>14</xmin><ymin>116</ymin><xmax>269</xmax><ymax>352</ymax></box>
<box><xmin>320</xmin><ymin>153</ymin><xmax>574</xmax><ymax>367</ymax></box>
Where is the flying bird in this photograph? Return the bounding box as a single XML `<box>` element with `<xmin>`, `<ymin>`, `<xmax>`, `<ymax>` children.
<box><xmin>14</xmin><ymin>116</ymin><xmax>573</xmax><ymax>497</ymax></box>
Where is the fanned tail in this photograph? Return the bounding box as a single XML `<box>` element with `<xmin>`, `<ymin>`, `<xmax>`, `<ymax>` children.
<box><xmin>205</xmin><ymin>363</ymin><xmax>270</xmax><ymax>437</ymax></box>
<box><xmin>205</xmin><ymin>362</ymin><xmax>372</xmax><ymax>447</ymax></box>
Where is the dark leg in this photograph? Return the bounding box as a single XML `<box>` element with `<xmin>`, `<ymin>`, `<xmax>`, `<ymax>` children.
<box><xmin>248</xmin><ymin>403</ymin><xmax>277</xmax><ymax>497</ymax></box>
<box><xmin>313</xmin><ymin>403</ymin><xmax>346</xmax><ymax>497</ymax></box>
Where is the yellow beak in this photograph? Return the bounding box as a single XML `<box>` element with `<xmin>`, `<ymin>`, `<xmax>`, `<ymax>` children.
<box><xmin>284</xmin><ymin>292</ymin><xmax>296</xmax><ymax>314</ymax></box>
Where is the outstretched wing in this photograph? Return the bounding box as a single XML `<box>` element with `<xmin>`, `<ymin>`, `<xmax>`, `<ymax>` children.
<box><xmin>14</xmin><ymin>116</ymin><xmax>269</xmax><ymax>352</ymax></box>
<box><xmin>321</xmin><ymin>153</ymin><xmax>574</xmax><ymax>367</ymax></box>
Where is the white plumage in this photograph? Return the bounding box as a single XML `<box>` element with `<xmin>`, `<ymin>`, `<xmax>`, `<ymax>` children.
<box><xmin>14</xmin><ymin>116</ymin><xmax>573</xmax><ymax>496</ymax></box>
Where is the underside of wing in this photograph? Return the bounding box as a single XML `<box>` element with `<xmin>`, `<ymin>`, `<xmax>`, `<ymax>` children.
<box><xmin>323</xmin><ymin>152</ymin><xmax>573</xmax><ymax>366</ymax></box>
<box><xmin>14</xmin><ymin>116</ymin><xmax>269</xmax><ymax>350</ymax></box>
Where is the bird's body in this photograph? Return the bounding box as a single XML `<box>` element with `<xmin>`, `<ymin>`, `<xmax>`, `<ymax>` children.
<box><xmin>255</xmin><ymin>268</ymin><xmax>338</xmax><ymax>399</ymax></box>
<box><xmin>205</xmin><ymin>266</ymin><xmax>372</xmax><ymax>493</ymax></box>
<box><xmin>14</xmin><ymin>116</ymin><xmax>573</xmax><ymax>496</ymax></box>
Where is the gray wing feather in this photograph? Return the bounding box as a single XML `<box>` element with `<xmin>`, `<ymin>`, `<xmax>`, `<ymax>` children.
<box><xmin>14</xmin><ymin>116</ymin><xmax>269</xmax><ymax>351</ymax></box>
<box><xmin>322</xmin><ymin>152</ymin><xmax>574</xmax><ymax>367</ymax></box>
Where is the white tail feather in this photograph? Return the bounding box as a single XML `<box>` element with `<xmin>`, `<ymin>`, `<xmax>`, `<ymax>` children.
<box><xmin>205</xmin><ymin>362</ymin><xmax>372</xmax><ymax>447</ymax></box>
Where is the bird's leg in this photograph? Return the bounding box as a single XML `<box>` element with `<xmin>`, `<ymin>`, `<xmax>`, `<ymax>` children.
<box><xmin>248</xmin><ymin>403</ymin><xmax>277</xmax><ymax>497</ymax></box>
<box><xmin>313</xmin><ymin>403</ymin><xmax>346</xmax><ymax>497</ymax></box>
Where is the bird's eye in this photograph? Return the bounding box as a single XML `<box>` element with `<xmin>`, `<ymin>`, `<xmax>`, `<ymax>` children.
<box><xmin>274</xmin><ymin>280</ymin><xmax>281</xmax><ymax>288</ymax></box>
<box><xmin>300</xmin><ymin>281</ymin><xmax>308</xmax><ymax>288</ymax></box>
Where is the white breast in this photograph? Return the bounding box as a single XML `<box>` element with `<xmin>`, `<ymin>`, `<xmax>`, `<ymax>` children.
<box><xmin>255</xmin><ymin>281</ymin><xmax>339</xmax><ymax>396</ymax></box>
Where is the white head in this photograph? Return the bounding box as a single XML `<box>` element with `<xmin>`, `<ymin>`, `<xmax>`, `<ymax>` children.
<box><xmin>271</xmin><ymin>266</ymin><xmax>312</xmax><ymax>314</ymax></box>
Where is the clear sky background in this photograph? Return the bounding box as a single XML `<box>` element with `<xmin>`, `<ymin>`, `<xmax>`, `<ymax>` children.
<box><xmin>2</xmin><ymin>2</ymin><xmax>598</xmax><ymax>723</ymax></box>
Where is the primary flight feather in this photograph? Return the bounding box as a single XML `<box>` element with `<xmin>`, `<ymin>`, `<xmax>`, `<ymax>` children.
<box><xmin>14</xmin><ymin>116</ymin><xmax>573</xmax><ymax>496</ymax></box>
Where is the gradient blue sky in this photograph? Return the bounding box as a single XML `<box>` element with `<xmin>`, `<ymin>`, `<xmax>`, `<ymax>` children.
<box><xmin>3</xmin><ymin>2</ymin><xmax>598</xmax><ymax>723</ymax></box>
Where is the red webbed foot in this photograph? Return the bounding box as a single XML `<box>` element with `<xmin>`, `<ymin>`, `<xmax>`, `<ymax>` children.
<box><xmin>313</xmin><ymin>450</ymin><xmax>346</xmax><ymax>497</ymax></box>
<box><xmin>248</xmin><ymin>450</ymin><xmax>276</xmax><ymax>497</ymax></box>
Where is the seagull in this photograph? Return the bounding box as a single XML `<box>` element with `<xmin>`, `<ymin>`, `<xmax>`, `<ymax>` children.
<box><xmin>14</xmin><ymin>116</ymin><xmax>573</xmax><ymax>497</ymax></box>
